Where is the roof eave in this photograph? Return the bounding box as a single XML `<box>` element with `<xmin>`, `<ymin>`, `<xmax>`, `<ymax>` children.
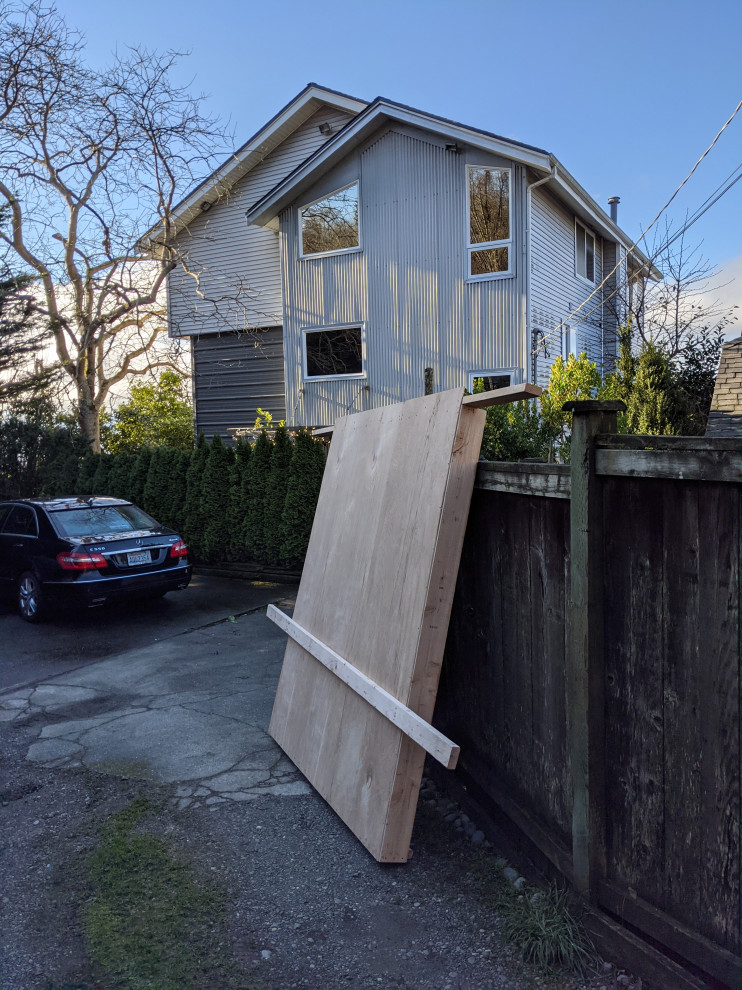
<box><xmin>550</xmin><ymin>159</ymin><xmax>661</xmax><ymax>279</ymax></box>
<box><xmin>143</xmin><ymin>84</ymin><xmax>367</xmax><ymax>247</ymax></box>
<box><xmin>246</xmin><ymin>100</ymin><xmax>553</xmax><ymax>228</ymax></box>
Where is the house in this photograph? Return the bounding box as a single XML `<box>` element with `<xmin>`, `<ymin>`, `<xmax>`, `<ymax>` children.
<box><xmin>706</xmin><ymin>335</ymin><xmax>742</xmax><ymax>436</ymax></box>
<box><xmin>158</xmin><ymin>84</ymin><xmax>658</xmax><ymax>437</ymax></box>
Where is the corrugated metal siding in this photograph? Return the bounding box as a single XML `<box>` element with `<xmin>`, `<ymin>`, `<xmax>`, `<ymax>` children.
<box><xmin>530</xmin><ymin>186</ymin><xmax>609</xmax><ymax>385</ymax></box>
<box><xmin>168</xmin><ymin>106</ymin><xmax>355</xmax><ymax>337</ymax></box>
<box><xmin>192</xmin><ymin>328</ymin><xmax>285</xmax><ymax>441</ymax></box>
<box><xmin>282</xmin><ymin>126</ymin><xmax>526</xmax><ymax>426</ymax></box>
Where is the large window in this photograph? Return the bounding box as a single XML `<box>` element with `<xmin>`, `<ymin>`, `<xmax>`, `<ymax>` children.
<box><xmin>467</xmin><ymin>166</ymin><xmax>512</xmax><ymax>278</ymax></box>
<box><xmin>300</xmin><ymin>183</ymin><xmax>359</xmax><ymax>257</ymax></box>
<box><xmin>303</xmin><ymin>325</ymin><xmax>364</xmax><ymax>380</ymax></box>
<box><xmin>575</xmin><ymin>221</ymin><xmax>595</xmax><ymax>283</ymax></box>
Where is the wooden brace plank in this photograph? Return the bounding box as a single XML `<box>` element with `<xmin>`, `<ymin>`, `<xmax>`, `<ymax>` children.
<box><xmin>462</xmin><ymin>383</ymin><xmax>542</xmax><ymax>408</ymax></box>
<box><xmin>595</xmin><ymin>447</ymin><xmax>742</xmax><ymax>484</ymax></box>
<box><xmin>267</xmin><ymin>604</ymin><xmax>460</xmax><ymax>769</ymax></box>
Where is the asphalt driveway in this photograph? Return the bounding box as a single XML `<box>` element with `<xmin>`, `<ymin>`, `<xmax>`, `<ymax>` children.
<box><xmin>0</xmin><ymin>572</ymin><xmax>297</xmax><ymax>690</ymax></box>
<box><xmin>0</xmin><ymin>576</ymin><xmax>622</xmax><ymax>989</ymax></box>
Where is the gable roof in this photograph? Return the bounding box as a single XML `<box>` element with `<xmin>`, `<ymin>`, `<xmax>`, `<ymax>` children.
<box><xmin>152</xmin><ymin>83</ymin><xmax>367</xmax><ymax>243</ymax></box>
<box><xmin>245</xmin><ymin>95</ymin><xmax>659</xmax><ymax>277</ymax></box>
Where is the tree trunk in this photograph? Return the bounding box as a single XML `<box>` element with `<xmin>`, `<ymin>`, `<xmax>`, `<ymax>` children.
<box><xmin>79</xmin><ymin>400</ymin><xmax>101</xmax><ymax>454</ymax></box>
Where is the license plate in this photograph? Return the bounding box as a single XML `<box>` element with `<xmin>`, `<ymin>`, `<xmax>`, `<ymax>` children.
<box><xmin>127</xmin><ymin>550</ymin><xmax>151</xmax><ymax>566</ymax></box>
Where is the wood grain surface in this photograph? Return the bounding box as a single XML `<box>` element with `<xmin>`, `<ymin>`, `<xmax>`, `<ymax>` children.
<box><xmin>269</xmin><ymin>389</ymin><xmax>485</xmax><ymax>861</ymax></box>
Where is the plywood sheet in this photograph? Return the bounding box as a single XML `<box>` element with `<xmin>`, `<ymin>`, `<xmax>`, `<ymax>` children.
<box><xmin>269</xmin><ymin>389</ymin><xmax>486</xmax><ymax>862</ymax></box>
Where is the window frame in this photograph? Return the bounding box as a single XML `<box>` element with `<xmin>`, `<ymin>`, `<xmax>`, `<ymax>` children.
<box><xmin>466</xmin><ymin>368</ymin><xmax>521</xmax><ymax>393</ymax></box>
<box><xmin>1</xmin><ymin>503</ymin><xmax>39</xmax><ymax>538</ymax></box>
<box><xmin>301</xmin><ymin>323</ymin><xmax>366</xmax><ymax>383</ymax></box>
<box><xmin>465</xmin><ymin>165</ymin><xmax>513</xmax><ymax>282</ymax></box>
<box><xmin>575</xmin><ymin>219</ymin><xmax>596</xmax><ymax>284</ymax></box>
<box><xmin>298</xmin><ymin>181</ymin><xmax>362</xmax><ymax>260</ymax></box>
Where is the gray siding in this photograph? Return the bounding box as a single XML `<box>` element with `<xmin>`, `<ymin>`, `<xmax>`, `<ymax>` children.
<box><xmin>192</xmin><ymin>328</ymin><xmax>285</xmax><ymax>441</ymax></box>
<box><xmin>530</xmin><ymin>186</ymin><xmax>609</xmax><ymax>385</ymax></box>
<box><xmin>167</xmin><ymin>106</ymin><xmax>355</xmax><ymax>337</ymax></box>
<box><xmin>282</xmin><ymin>125</ymin><xmax>527</xmax><ymax>427</ymax></box>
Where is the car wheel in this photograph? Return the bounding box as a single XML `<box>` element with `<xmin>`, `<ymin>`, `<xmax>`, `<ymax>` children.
<box><xmin>18</xmin><ymin>571</ymin><xmax>45</xmax><ymax>623</ymax></box>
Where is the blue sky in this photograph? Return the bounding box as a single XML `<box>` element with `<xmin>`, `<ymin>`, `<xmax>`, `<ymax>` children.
<box><xmin>58</xmin><ymin>0</ymin><xmax>742</xmax><ymax>329</ymax></box>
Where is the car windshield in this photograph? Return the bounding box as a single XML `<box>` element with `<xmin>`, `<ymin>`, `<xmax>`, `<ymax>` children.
<box><xmin>52</xmin><ymin>504</ymin><xmax>159</xmax><ymax>539</ymax></box>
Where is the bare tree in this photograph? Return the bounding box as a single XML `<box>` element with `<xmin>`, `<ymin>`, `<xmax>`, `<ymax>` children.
<box><xmin>618</xmin><ymin>220</ymin><xmax>738</xmax><ymax>360</ymax></box>
<box><xmin>0</xmin><ymin>1</ymin><xmax>229</xmax><ymax>450</ymax></box>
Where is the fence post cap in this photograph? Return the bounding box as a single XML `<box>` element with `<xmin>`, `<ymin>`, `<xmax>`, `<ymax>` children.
<box><xmin>561</xmin><ymin>400</ymin><xmax>626</xmax><ymax>413</ymax></box>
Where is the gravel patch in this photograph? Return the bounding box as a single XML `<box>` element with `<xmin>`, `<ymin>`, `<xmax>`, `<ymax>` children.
<box><xmin>0</xmin><ymin>712</ymin><xmax>642</xmax><ymax>990</ymax></box>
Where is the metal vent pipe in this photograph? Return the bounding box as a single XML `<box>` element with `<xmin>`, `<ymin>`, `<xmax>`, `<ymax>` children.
<box><xmin>608</xmin><ymin>196</ymin><xmax>620</xmax><ymax>222</ymax></box>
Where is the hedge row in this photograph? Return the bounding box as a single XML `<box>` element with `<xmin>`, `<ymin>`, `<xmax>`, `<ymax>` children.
<box><xmin>59</xmin><ymin>427</ymin><xmax>326</xmax><ymax>567</ymax></box>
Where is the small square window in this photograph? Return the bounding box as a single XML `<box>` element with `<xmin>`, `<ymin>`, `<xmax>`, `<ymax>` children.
<box><xmin>300</xmin><ymin>183</ymin><xmax>359</xmax><ymax>257</ymax></box>
<box><xmin>304</xmin><ymin>326</ymin><xmax>363</xmax><ymax>379</ymax></box>
<box><xmin>576</xmin><ymin>221</ymin><xmax>595</xmax><ymax>283</ymax></box>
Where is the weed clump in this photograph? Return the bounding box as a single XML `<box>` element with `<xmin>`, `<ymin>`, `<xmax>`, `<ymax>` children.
<box><xmin>496</xmin><ymin>880</ymin><xmax>596</xmax><ymax>976</ymax></box>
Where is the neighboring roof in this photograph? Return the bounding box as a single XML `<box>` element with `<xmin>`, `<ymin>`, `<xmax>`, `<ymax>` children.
<box><xmin>245</xmin><ymin>95</ymin><xmax>660</xmax><ymax>278</ymax></box>
<box><xmin>706</xmin><ymin>335</ymin><xmax>742</xmax><ymax>436</ymax></box>
<box><xmin>146</xmin><ymin>83</ymin><xmax>367</xmax><ymax>245</ymax></box>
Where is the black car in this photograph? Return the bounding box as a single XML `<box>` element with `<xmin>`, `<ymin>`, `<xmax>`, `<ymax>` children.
<box><xmin>0</xmin><ymin>496</ymin><xmax>192</xmax><ymax>622</ymax></box>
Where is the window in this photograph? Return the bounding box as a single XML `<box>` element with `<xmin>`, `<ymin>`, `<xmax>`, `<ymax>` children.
<box><xmin>303</xmin><ymin>325</ymin><xmax>364</xmax><ymax>380</ymax></box>
<box><xmin>466</xmin><ymin>370</ymin><xmax>518</xmax><ymax>393</ymax></box>
<box><xmin>575</xmin><ymin>221</ymin><xmax>595</xmax><ymax>283</ymax></box>
<box><xmin>3</xmin><ymin>505</ymin><xmax>38</xmax><ymax>537</ymax></box>
<box><xmin>300</xmin><ymin>183</ymin><xmax>359</xmax><ymax>257</ymax></box>
<box><xmin>467</xmin><ymin>166</ymin><xmax>512</xmax><ymax>278</ymax></box>
<box><xmin>562</xmin><ymin>325</ymin><xmax>578</xmax><ymax>359</ymax></box>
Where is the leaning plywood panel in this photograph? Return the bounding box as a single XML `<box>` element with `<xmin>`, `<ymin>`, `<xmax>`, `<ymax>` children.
<box><xmin>269</xmin><ymin>389</ymin><xmax>486</xmax><ymax>862</ymax></box>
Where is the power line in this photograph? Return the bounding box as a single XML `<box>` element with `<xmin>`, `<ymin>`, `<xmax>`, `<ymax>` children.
<box><xmin>532</xmin><ymin>98</ymin><xmax>742</xmax><ymax>356</ymax></box>
<box><xmin>537</xmin><ymin>162</ymin><xmax>742</xmax><ymax>344</ymax></box>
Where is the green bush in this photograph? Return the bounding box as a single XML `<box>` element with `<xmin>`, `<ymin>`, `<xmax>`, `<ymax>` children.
<box><xmin>201</xmin><ymin>435</ymin><xmax>233</xmax><ymax>562</ymax></box>
<box><xmin>77</xmin><ymin>452</ymin><xmax>101</xmax><ymax>496</ymax></box>
<box><xmin>243</xmin><ymin>430</ymin><xmax>273</xmax><ymax>561</ymax></box>
<box><xmin>143</xmin><ymin>447</ymin><xmax>177</xmax><ymax>524</ymax></box>
<box><xmin>226</xmin><ymin>439</ymin><xmax>251</xmax><ymax>560</ymax></box>
<box><xmin>183</xmin><ymin>434</ymin><xmax>209</xmax><ymax>558</ymax></box>
<box><xmin>264</xmin><ymin>425</ymin><xmax>294</xmax><ymax>564</ymax></box>
<box><xmin>280</xmin><ymin>430</ymin><xmax>325</xmax><ymax>567</ymax></box>
<box><xmin>106</xmin><ymin>452</ymin><xmax>136</xmax><ymax>501</ymax></box>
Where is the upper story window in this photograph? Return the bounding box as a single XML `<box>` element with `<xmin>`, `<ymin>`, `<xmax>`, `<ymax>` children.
<box><xmin>300</xmin><ymin>182</ymin><xmax>360</xmax><ymax>258</ymax></box>
<box><xmin>575</xmin><ymin>221</ymin><xmax>596</xmax><ymax>283</ymax></box>
<box><xmin>467</xmin><ymin>166</ymin><xmax>512</xmax><ymax>279</ymax></box>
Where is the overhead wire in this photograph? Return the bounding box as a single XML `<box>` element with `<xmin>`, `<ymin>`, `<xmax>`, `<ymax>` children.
<box><xmin>531</xmin><ymin>98</ymin><xmax>742</xmax><ymax>356</ymax></box>
<box><xmin>535</xmin><ymin>161</ymin><xmax>742</xmax><ymax>350</ymax></box>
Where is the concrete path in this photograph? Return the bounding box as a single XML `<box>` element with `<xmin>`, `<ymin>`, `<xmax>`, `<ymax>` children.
<box><xmin>0</xmin><ymin>601</ymin><xmax>311</xmax><ymax>808</ymax></box>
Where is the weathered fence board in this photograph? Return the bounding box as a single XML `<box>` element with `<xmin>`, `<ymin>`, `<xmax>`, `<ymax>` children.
<box><xmin>440</xmin><ymin>489</ymin><xmax>572</xmax><ymax>845</ymax></box>
<box><xmin>438</xmin><ymin>428</ymin><xmax>741</xmax><ymax>987</ymax></box>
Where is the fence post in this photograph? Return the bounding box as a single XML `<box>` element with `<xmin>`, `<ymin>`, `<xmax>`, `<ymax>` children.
<box><xmin>563</xmin><ymin>400</ymin><xmax>624</xmax><ymax>901</ymax></box>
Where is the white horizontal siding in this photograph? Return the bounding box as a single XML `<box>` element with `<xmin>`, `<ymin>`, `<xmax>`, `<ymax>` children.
<box><xmin>168</xmin><ymin>106</ymin><xmax>355</xmax><ymax>336</ymax></box>
<box><xmin>530</xmin><ymin>187</ymin><xmax>610</xmax><ymax>384</ymax></box>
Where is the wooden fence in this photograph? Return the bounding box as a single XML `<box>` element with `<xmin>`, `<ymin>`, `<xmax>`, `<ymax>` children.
<box><xmin>436</xmin><ymin>402</ymin><xmax>741</xmax><ymax>989</ymax></box>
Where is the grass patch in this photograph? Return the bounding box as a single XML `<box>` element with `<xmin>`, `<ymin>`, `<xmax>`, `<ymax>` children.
<box><xmin>83</xmin><ymin>797</ymin><xmax>249</xmax><ymax>990</ymax></box>
<box><xmin>492</xmin><ymin>876</ymin><xmax>596</xmax><ymax>976</ymax></box>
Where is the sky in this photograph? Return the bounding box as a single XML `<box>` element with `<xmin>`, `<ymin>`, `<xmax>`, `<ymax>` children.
<box><xmin>56</xmin><ymin>0</ymin><xmax>742</xmax><ymax>336</ymax></box>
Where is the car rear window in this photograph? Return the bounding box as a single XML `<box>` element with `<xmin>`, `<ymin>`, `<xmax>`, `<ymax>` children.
<box><xmin>52</xmin><ymin>505</ymin><xmax>158</xmax><ymax>539</ymax></box>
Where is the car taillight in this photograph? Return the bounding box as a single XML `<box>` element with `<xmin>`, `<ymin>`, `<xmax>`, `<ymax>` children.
<box><xmin>57</xmin><ymin>551</ymin><xmax>108</xmax><ymax>571</ymax></box>
<box><xmin>169</xmin><ymin>540</ymin><xmax>189</xmax><ymax>559</ymax></box>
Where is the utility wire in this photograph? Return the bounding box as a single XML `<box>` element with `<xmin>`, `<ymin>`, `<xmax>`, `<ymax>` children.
<box><xmin>532</xmin><ymin>98</ymin><xmax>742</xmax><ymax>355</ymax></box>
<box><xmin>535</xmin><ymin>161</ymin><xmax>742</xmax><ymax>349</ymax></box>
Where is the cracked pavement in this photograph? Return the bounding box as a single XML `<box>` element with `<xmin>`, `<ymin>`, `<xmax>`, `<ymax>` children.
<box><xmin>0</xmin><ymin>599</ymin><xmax>312</xmax><ymax>807</ymax></box>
